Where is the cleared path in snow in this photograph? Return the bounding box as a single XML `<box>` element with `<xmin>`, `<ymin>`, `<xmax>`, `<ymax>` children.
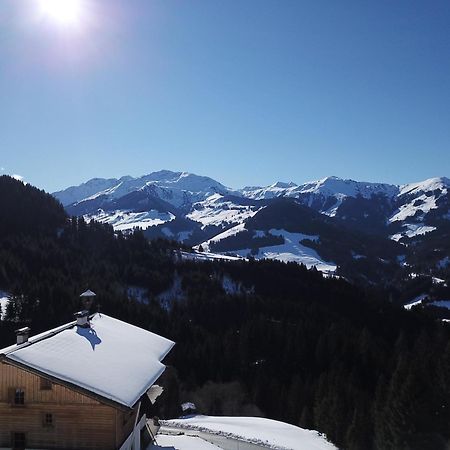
<box><xmin>158</xmin><ymin>427</ymin><xmax>269</xmax><ymax>450</ymax></box>
<box><xmin>162</xmin><ymin>416</ymin><xmax>336</xmax><ymax>450</ymax></box>
<box><xmin>149</xmin><ymin>433</ymin><xmax>222</xmax><ymax>449</ymax></box>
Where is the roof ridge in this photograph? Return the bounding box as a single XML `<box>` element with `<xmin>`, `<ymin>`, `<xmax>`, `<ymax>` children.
<box><xmin>0</xmin><ymin>313</ymin><xmax>98</xmax><ymax>356</ymax></box>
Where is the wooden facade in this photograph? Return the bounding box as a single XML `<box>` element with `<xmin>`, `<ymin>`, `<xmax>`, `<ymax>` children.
<box><xmin>0</xmin><ymin>362</ymin><xmax>138</xmax><ymax>450</ymax></box>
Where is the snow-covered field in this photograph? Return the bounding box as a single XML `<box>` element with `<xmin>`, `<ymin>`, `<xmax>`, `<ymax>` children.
<box><xmin>391</xmin><ymin>177</ymin><xmax>449</xmax><ymax>223</ymax></box>
<box><xmin>162</xmin><ymin>416</ymin><xmax>337</xmax><ymax>450</ymax></box>
<box><xmin>201</xmin><ymin>223</ymin><xmax>247</xmax><ymax>250</ymax></box>
<box><xmin>187</xmin><ymin>194</ymin><xmax>259</xmax><ymax>227</ymax></box>
<box><xmin>404</xmin><ymin>296</ymin><xmax>450</xmax><ymax>311</ymax></box>
<box><xmin>390</xmin><ymin>194</ymin><xmax>439</xmax><ymax>223</ymax></box>
<box><xmin>232</xmin><ymin>230</ymin><xmax>336</xmax><ymax>273</ymax></box>
<box><xmin>86</xmin><ymin>210</ymin><xmax>175</xmax><ymax>232</ymax></box>
<box><xmin>404</xmin><ymin>294</ymin><xmax>428</xmax><ymax>310</ymax></box>
<box><xmin>180</xmin><ymin>250</ymin><xmax>244</xmax><ymax>262</ymax></box>
<box><xmin>200</xmin><ymin>228</ymin><xmax>336</xmax><ymax>273</ymax></box>
<box><xmin>390</xmin><ymin>224</ymin><xmax>437</xmax><ymax>242</ymax></box>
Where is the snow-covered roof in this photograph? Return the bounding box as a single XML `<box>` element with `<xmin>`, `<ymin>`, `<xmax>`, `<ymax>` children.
<box><xmin>0</xmin><ymin>313</ymin><xmax>174</xmax><ymax>409</ymax></box>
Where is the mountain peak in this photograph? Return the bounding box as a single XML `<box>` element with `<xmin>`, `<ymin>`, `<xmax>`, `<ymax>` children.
<box><xmin>399</xmin><ymin>176</ymin><xmax>450</xmax><ymax>196</ymax></box>
<box><xmin>270</xmin><ymin>181</ymin><xmax>297</xmax><ymax>189</ymax></box>
<box><xmin>298</xmin><ymin>176</ymin><xmax>398</xmax><ymax>199</ymax></box>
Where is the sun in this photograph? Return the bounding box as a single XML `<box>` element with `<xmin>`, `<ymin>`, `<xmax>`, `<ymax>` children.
<box><xmin>38</xmin><ymin>0</ymin><xmax>84</xmax><ymax>26</ymax></box>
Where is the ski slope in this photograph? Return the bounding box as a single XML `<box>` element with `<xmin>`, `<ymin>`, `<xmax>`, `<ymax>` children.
<box><xmin>231</xmin><ymin>230</ymin><xmax>336</xmax><ymax>273</ymax></box>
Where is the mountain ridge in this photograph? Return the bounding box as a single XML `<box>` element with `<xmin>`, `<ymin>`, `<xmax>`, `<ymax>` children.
<box><xmin>52</xmin><ymin>170</ymin><xmax>450</xmax><ymax>283</ymax></box>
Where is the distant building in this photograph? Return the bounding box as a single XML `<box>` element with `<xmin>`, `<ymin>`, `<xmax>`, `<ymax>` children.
<box><xmin>0</xmin><ymin>311</ymin><xmax>174</xmax><ymax>450</ymax></box>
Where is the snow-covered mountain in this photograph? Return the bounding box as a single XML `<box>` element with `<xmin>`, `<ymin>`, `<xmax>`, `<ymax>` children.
<box><xmin>55</xmin><ymin>172</ymin><xmax>404</xmax><ymax>231</ymax></box>
<box><xmin>389</xmin><ymin>177</ymin><xmax>450</xmax><ymax>241</ymax></box>
<box><xmin>53</xmin><ymin>177</ymin><xmax>130</xmax><ymax>207</ymax></box>
<box><xmin>53</xmin><ymin>172</ymin><xmax>450</xmax><ymax>282</ymax></box>
<box><xmin>242</xmin><ymin>176</ymin><xmax>399</xmax><ymax>217</ymax></box>
<box><xmin>54</xmin><ymin>170</ymin><xmax>234</xmax><ymax>210</ymax></box>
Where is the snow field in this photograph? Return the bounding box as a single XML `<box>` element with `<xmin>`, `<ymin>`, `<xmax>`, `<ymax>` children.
<box><xmin>162</xmin><ymin>415</ymin><xmax>337</xmax><ymax>450</ymax></box>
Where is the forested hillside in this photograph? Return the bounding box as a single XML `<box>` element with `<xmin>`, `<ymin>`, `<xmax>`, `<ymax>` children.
<box><xmin>1</xmin><ymin>176</ymin><xmax>450</xmax><ymax>449</ymax></box>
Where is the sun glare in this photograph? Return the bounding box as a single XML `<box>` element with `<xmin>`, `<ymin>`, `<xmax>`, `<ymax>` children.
<box><xmin>38</xmin><ymin>0</ymin><xmax>84</xmax><ymax>26</ymax></box>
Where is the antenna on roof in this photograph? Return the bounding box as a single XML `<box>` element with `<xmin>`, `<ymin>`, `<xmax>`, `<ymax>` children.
<box><xmin>80</xmin><ymin>289</ymin><xmax>96</xmax><ymax>311</ymax></box>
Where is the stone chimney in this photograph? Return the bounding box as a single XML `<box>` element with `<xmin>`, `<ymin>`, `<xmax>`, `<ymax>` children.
<box><xmin>74</xmin><ymin>310</ymin><xmax>90</xmax><ymax>328</ymax></box>
<box><xmin>15</xmin><ymin>327</ymin><xmax>31</xmax><ymax>345</ymax></box>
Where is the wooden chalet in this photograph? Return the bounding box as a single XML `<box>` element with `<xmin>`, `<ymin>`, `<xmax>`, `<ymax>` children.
<box><xmin>0</xmin><ymin>311</ymin><xmax>174</xmax><ymax>450</ymax></box>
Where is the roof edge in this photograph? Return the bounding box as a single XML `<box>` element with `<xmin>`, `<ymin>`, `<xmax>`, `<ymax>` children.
<box><xmin>1</xmin><ymin>356</ymin><xmax>131</xmax><ymax>411</ymax></box>
<box><xmin>126</xmin><ymin>339</ymin><xmax>175</xmax><ymax>407</ymax></box>
<box><xmin>0</xmin><ymin>313</ymin><xmax>175</xmax><ymax>409</ymax></box>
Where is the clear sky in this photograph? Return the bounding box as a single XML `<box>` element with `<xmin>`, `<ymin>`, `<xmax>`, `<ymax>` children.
<box><xmin>1</xmin><ymin>0</ymin><xmax>449</xmax><ymax>192</ymax></box>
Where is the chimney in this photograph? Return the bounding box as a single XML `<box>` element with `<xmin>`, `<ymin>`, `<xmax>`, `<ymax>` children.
<box><xmin>80</xmin><ymin>289</ymin><xmax>96</xmax><ymax>311</ymax></box>
<box><xmin>74</xmin><ymin>310</ymin><xmax>90</xmax><ymax>328</ymax></box>
<box><xmin>15</xmin><ymin>327</ymin><xmax>31</xmax><ymax>345</ymax></box>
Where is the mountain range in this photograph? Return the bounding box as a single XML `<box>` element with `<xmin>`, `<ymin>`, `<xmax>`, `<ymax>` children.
<box><xmin>53</xmin><ymin>171</ymin><xmax>450</xmax><ymax>284</ymax></box>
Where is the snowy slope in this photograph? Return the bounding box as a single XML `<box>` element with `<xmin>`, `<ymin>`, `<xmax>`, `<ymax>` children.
<box><xmin>390</xmin><ymin>224</ymin><xmax>437</xmax><ymax>242</ymax></box>
<box><xmin>388</xmin><ymin>177</ymin><xmax>450</xmax><ymax>241</ymax></box>
<box><xmin>399</xmin><ymin>176</ymin><xmax>450</xmax><ymax>197</ymax></box>
<box><xmin>292</xmin><ymin>177</ymin><xmax>398</xmax><ymax>204</ymax></box>
<box><xmin>243</xmin><ymin>229</ymin><xmax>336</xmax><ymax>273</ymax></box>
<box><xmin>53</xmin><ymin>171</ymin><xmax>450</xmax><ymax>278</ymax></box>
<box><xmin>241</xmin><ymin>181</ymin><xmax>299</xmax><ymax>200</ymax></box>
<box><xmin>163</xmin><ymin>415</ymin><xmax>337</xmax><ymax>450</ymax></box>
<box><xmin>240</xmin><ymin>177</ymin><xmax>400</xmax><ymax>222</ymax></box>
<box><xmin>179</xmin><ymin>250</ymin><xmax>244</xmax><ymax>262</ymax></box>
<box><xmin>86</xmin><ymin>210</ymin><xmax>175</xmax><ymax>232</ymax></box>
<box><xmin>242</xmin><ymin>176</ymin><xmax>398</xmax><ymax>202</ymax></box>
<box><xmin>404</xmin><ymin>297</ymin><xmax>450</xmax><ymax>317</ymax></box>
<box><xmin>403</xmin><ymin>294</ymin><xmax>429</xmax><ymax>310</ymax></box>
<box><xmin>187</xmin><ymin>194</ymin><xmax>260</xmax><ymax>227</ymax></box>
<box><xmin>201</xmin><ymin>228</ymin><xmax>336</xmax><ymax>273</ymax></box>
<box><xmin>55</xmin><ymin>171</ymin><xmax>234</xmax><ymax>210</ymax></box>
<box><xmin>390</xmin><ymin>177</ymin><xmax>449</xmax><ymax>223</ymax></box>
<box><xmin>56</xmin><ymin>173</ymin><xmax>399</xmax><ymax>220</ymax></box>
<box><xmin>55</xmin><ymin>172</ymin><xmax>449</xmax><ymax>233</ymax></box>
<box><xmin>53</xmin><ymin>177</ymin><xmax>129</xmax><ymax>206</ymax></box>
<box><xmin>201</xmin><ymin>223</ymin><xmax>247</xmax><ymax>250</ymax></box>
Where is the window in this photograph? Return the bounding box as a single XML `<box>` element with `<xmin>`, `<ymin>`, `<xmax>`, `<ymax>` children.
<box><xmin>43</xmin><ymin>413</ymin><xmax>53</xmax><ymax>428</ymax></box>
<box><xmin>12</xmin><ymin>432</ymin><xmax>26</xmax><ymax>450</ymax></box>
<box><xmin>14</xmin><ymin>389</ymin><xmax>25</xmax><ymax>405</ymax></box>
<box><xmin>40</xmin><ymin>378</ymin><xmax>52</xmax><ymax>391</ymax></box>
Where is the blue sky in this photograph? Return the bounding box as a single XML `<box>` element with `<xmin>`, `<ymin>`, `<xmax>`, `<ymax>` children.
<box><xmin>1</xmin><ymin>0</ymin><xmax>449</xmax><ymax>192</ymax></box>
